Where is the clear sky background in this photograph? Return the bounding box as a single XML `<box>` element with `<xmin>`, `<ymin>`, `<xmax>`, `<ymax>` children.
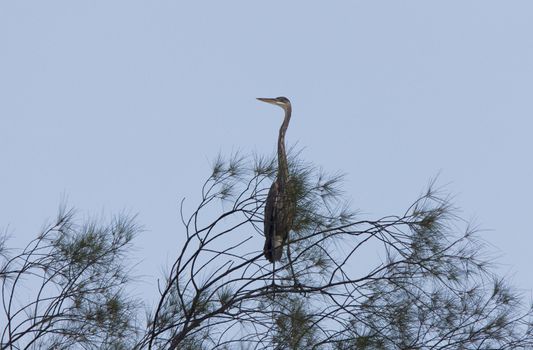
<box><xmin>1</xmin><ymin>1</ymin><xmax>532</xmax><ymax>302</ymax></box>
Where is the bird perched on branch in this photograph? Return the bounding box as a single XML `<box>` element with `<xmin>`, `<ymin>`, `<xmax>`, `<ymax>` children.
<box><xmin>257</xmin><ymin>96</ymin><xmax>296</xmax><ymax>263</ymax></box>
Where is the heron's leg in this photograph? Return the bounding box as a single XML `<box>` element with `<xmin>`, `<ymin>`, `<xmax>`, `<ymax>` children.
<box><xmin>271</xmin><ymin>260</ymin><xmax>276</xmax><ymax>321</ymax></box>
<box><xmin>272</xmin><ymin>260</ymin><xmax>276</xmax><ymax>287</ymax></box>
<box><xmin>286</xmin><ymin>239</ymin><xmax>305</xmax><ymax>295</ymax></box>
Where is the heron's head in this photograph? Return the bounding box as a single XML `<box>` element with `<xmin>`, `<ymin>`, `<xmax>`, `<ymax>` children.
<box><xmin>257</xmin><ymin>96</ymin><xmax>291</xmax><ymax>110</ymax></box>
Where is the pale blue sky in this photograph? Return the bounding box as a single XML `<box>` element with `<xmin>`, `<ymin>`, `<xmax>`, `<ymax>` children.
<box><xmin>1</xmin><ymin>1</ymin><xmax>532</xmax><ymax>299</ymax></box>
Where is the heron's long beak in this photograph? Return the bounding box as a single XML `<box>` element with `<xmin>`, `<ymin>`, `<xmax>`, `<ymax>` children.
<box><xmin>256</xmin><ymin>97</ymin><xmax>278</xmax><ymax>105</ymax></box>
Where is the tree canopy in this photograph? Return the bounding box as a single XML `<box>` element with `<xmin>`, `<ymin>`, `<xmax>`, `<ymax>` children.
<box><xmin>1</xmin><ymin>153</ymin><xmax>532</xmax><ymax>349</ymax></box>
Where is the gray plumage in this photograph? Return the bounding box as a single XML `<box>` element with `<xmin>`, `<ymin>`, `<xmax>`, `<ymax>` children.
<box><xmin>257</xmin><ymin>96</ymin><xmax>295</xmax><ymax>263</ymax></box>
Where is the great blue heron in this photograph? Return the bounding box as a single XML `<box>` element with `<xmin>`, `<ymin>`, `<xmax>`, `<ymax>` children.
<box><xmin>257</xmin><ymin>96</ymin><xmax>296</xmax><ymax>263</ymax></box>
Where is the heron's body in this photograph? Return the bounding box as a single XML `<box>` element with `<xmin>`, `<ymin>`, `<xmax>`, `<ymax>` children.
<box><xmin>264</xmin><ymin>179</ymin><xmax>294</xmax><ymax>261</ymax></box>
<box><xmin>258</xmin><ymin>96</ymin><xmax>295</xmax><ymax>263</ymax></box>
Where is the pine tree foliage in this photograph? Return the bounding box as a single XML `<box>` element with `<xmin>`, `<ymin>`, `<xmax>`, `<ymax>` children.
<box><xmin>139</xmin><ymin>152</ymin><xmax>533</xmax><ymax>349</ymax></box>
<box><xmin>1</xmin><ymin>153</ymin><xmax>532</xmax><ymax>349</ymax></box>
<box><xmin>0</xmin><ymin>207</ymin><xmax>139</xmax><ymax>349</ymax></box>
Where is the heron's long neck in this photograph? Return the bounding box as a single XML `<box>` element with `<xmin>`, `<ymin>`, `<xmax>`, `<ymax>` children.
<box><xmin>277</xmin><ymin>106</ymin><xmax>291</xmax><ymax>187</ymax></box>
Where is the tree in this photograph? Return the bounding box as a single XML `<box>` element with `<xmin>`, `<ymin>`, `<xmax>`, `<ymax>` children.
<box><xmin>0</xmin><ymin>206</ymin><xmax>139</xmax><ymax>349</ymax></box>
<box><xmin>2</xmin><ymin>153</ymin><xmax>532</xmax><ymax>349</ymax></box>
